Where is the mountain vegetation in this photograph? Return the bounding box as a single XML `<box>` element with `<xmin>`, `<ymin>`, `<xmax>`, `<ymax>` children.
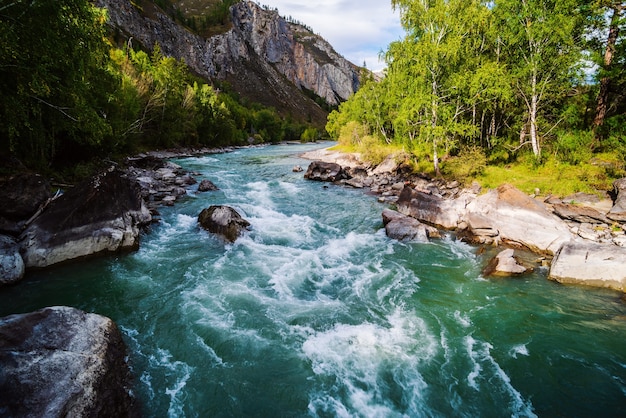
<box><xmin>327</xmin><ymin>0</ymin><xmax>626</xmax><ymax>194</ymax></box>
<box><xmin>0</xmin><ymin>0</ymin><xmax>317</xmax><ymax>178</ymax></box>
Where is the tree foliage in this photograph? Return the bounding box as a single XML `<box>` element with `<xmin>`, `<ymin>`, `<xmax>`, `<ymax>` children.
<box><xmin>327</xmin><ymin>0</ymin><xmax>626</xmax><ymax>176</ymax></box>
<box><xmin>0</xmin><ymin>0</ymin><xmax>314</xmax><ymax>173</ymax></box>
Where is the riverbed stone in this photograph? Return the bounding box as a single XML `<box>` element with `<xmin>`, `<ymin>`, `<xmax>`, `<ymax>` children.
<box><xmin>0</xmin><ymin>306</ymin><xmax>136</xmax><ymax>417</ymax></box>
<box><xmin>549</xmin><ymin>241</ymin><xmax>626</xmax><ymax>292</ymax></box>
<box><xmin>19</xmin><ymin>168</ymin><xmax>152</xmax><ymax>268</ymax></box>
<box><xmin>397</xmin><ymin>186</ymin><xmax>474</xmax><ymax>230</ymax></box>
<box><xmin>0</xmin><ymin>235</ymin><xmax>25</xmax><ymax>285</ymax></box>
<box><xmin>304</xmin><ymin>161</ymin><xmax>348</xmax><ymax>182</ymax></box>
<box><xmin>198</xmin><ymin>179</ymin><xmax>219</xmax><ymax>192</ymax></box>
<box><xmin>198</xmin><ymin>205</ymin><xmax>250</xmax><ymax>242</ymax></box>
<box><xmin>382</xmin><ymin>209</ymin><xmax>437</xmax><ymax>242</ymax></box>
<box><xmin>482</xmin><ymin>248</ymin><xmax>532</xmax><ymax>277</ymax></box>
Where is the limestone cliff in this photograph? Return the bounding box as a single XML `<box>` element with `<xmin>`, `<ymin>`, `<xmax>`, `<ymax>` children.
<box><xmin>96</xmin><ymin>0</ymin><xmax>360</xmax><ymax>124</ymax></box>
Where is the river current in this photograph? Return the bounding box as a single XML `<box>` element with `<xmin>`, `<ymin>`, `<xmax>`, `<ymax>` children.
<box><xmin>1</xmin><ymin>143</ymin><xmax>625</xmax><ymax>417</ymax></box>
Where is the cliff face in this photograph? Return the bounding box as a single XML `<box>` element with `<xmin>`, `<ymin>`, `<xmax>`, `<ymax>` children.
<box><xmin>97</xmin><ymin>0</ymin><xmax>360</xmax><ymax>124</ymax></box>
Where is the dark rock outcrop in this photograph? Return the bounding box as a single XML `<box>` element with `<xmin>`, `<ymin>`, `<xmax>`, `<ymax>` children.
<box><xmin>0</xmin><ymin>306</ymin><xmax>136</xmax><ymax>417</ymax></box>
<box><xmin>19</xmin><ymin>168</ymin><xmax>152</xmax><ymax>268</ymax></box>
<box><xmin>197</xmin><ymin>179</ymin><xmax>219</xmax><ymax>192</ymax></box>
<box><xmin>608</xmin><ymin>178</ymin><xmax>626</xmax><ymax>222</ymax></box>
<box><xmin>198</xmin><ymin>205</ymin><xmax>250</xmax><ymax>242</ymax></box>
<box><xmin>0</xmin><ymin>173</ymin><xmax>51</xmax><ymax>235</ymax></box>
<box><xmin>0</xmin><ymin>235</ymin><xmax>25</xmax><ymax>286</ymax></box>
<box><xmin>382</xmin><ymin>209</ymin><xmax>438</xmax><ymax>243</ymax></box>
<box><xmin>304</xmin><ymin>161</ymin><xmax>348</xmax><ymax>182</ymax></box>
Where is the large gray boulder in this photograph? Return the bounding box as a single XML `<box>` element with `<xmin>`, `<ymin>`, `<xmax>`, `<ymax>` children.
<box><xmin>0</xmin><ymin>235</ymin><xmax>25</xmax><ymax>286</ymax></box>
<box><xmin>19</xmin><ymin>168</ymin><xmax>152</xmax><ymax>268</ymax></box>
<box><xmin>464</xmin><ymin>184</ymin><xmax>573</xmax><ymax>255</ymax></box>
<box><xmin>549</xmin><ymin>241</ymin><xmax>626</xmax><ymax>292</ymax></box>
<box><xmin>396</xmin><ymin>186</ymin><xmax>474</xmax><ymax>230</ymax></box>
<box><xmin>608</xmin><ymin>178</ymin><xmax>626</xmax><ymax>222</ymax></box>
<box><xmin>382</xmin><ymin>209</ymin><xmax>438</xmax><ymax>243</ymax></box>
<box><xmin>199</xmin><ymin>205</ymin><xmax>250</xmax><ymax>242</ymax></box>
<box><xmin>0</xmin><ymin>306</ymin><xmax>136</xmax><ymax>417</ymax></box>
<box><xmin>304</xmin><ymin>161</ymin><xmax>348</xmax><ymax>182</ymax></box>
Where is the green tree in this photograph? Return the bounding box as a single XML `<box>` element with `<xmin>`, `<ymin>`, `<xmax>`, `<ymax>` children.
<box><xmin>494</xmin><ymin>0</ymin><xmax>584</xmax><ymax>158</ymax></box>
<box><xmin>0</xmin><ymin>0</ymin><xmax>115</xmax><ymax>166</ymax></box>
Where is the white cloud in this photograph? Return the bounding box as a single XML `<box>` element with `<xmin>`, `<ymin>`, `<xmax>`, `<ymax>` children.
<box><xmin>261</xmin><ymin>0</ymin><xmax>404</xmax><ymax>71</ymax></box>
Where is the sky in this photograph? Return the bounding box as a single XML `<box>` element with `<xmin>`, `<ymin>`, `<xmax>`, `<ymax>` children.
<box><xmin>262</xmin><ymin>1</ymin><xmax>405</xmax><ymax>71</ymax></box>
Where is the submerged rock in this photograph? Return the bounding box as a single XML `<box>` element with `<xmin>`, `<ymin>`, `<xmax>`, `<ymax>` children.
<box><xmin>0</xmin><ymin>235</ymin><xmax>25</xmax><ymax>285</ymax></box>
<box><xmin>382</xmin><ymin>209</ymin><xmax>437</xmax><ymax>243</ymax></box>
<box><xmin>0</xmin><ymin>306</ymin><xmax>136</xmax><ymax>417</ymax></box>
<box><xmin>549</xmin><ymin>241</ymin><xmax>626</xmax><ymax>292</ymax></box>
<box><xmin>19</xmin><ymin>168</ymin><xmax>152</xmax><ymax>268</ymax></box>
<box><xmin>198</xmin><ymin>205</ymin><xmax>250</xmax><ymax>242</ymax></box>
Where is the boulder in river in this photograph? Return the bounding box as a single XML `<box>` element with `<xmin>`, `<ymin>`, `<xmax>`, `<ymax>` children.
<box><xmin>382</xmin><ymin>209</ymin><xmax>438</xmax><ymax>243</ymax></box>
<box><xmin>482</xmin><ymin>248</ymin><xmax>532</xmax><ymax>277</ymax></box>
<box><xmin>198</xmin><ymin>205</ymin><xmax>250</xmax><ymax>242</ymax></box>
<box><xmin>197</xmin><ymin>179</ymin><xmax>219</xmax><ymax>192</ymax></box>
<box><xmin>0</xmin><ymin>235</ymin><xmax>25</xmax><ymax>286</ymax></box>
<box><xmin>19</xmin><ymin>168</ymin><xmax>152</xmax><ymax>268</ymax></box>
<box><xmin>304</xmin><ymin>161</ymin><xmax>348</xmax><ymax>182</ymax></box>
<box><xmin>396</xmin><ymin>186</ymin><xmax>474</xmax><ymax>230</ymax></box>
<box><xmin>0</xmin><ymin>306</ymin><xmax>136</xmax><ymax>417</ymax></box>
<box><xmin>549</xmin><ymin>241</ymin><xmax>626</xmax><ymax>292</ymax></box>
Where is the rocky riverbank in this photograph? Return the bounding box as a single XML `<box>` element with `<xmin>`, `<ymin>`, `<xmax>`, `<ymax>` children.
<box><xmin>301</xmin><ymin>147</ymin><xmax>626</xmax><ymax>293</ymax></box>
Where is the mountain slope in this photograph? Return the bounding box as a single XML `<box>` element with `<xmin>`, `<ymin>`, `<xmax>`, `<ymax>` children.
<box><xmin>97</xmin><ymin>0</ymin><xmax>361</xmax><ymax>125</ymax></box>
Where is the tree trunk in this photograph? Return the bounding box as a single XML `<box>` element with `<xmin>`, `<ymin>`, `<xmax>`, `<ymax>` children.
<box><xmin>530</xmin><ymin>71</ymin><xmax>540</xmax><ymax>158</ymax></box>
<box><xmin>593</xmin><ymin>5</ymin><xmax>622</xmax><ymax>132</ymax></box>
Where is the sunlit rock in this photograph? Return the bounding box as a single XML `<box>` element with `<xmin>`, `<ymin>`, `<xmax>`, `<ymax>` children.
<box><xmin>549</xmin><ymin>241</ymin><xmax>626</xmax><ymax>292</ymax></box>
<box><xmin>464</xmin><ymin>184</ymin><xmax>573</xmax><ymax>255</ymax></box>
<box><xmin>482</xmin><ymin>248</ymin><xmax>532</xmax><ymax>277</ymax></box>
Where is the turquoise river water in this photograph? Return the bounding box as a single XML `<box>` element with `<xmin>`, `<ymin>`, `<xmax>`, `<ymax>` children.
<box><xmin>1</xmin><ymin>143</ymin><xmax>625</xmax><ymax>417</ymax></box>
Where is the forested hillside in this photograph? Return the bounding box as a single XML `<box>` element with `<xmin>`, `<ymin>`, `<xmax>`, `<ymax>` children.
<box><xmin>328</xmin><ymin>0</ymin><xmax>625</xmax><ymax>194</ymax></box>
<box><xmin>0</xmin><ymin>0</ymin><xmax>319</xmax><ymax>177</ymax></box>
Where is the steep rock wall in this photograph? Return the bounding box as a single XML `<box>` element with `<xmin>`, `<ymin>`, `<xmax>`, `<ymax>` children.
<box><xmin>97</xmin><ymin>0</ymin><xmax>360</xmax><ymax>122</ymax></box>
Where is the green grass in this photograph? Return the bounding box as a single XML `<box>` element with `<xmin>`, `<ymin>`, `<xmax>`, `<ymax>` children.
<box><xmin>477</xmin><ymin>157</ymin><xmax>619</xmax><ymax>197</ymax></box>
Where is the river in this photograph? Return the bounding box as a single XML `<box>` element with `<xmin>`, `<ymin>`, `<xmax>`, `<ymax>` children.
<box><xmin>1</xmin><ymin>143</ymin><xmax>625</xmax><ymax>417</ymax></box>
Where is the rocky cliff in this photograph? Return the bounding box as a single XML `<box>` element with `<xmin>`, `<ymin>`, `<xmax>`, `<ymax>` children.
<box><xmin>96</xmin><ymin>0</ymin><xmax>360</xmax><ymax>125</ymax></box>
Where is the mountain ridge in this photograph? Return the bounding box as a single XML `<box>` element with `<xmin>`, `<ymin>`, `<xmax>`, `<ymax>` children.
<box><xmin>96</xmin><ymin>0</ymin><xmax>361</xmax><ymax>125</ymax></box>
